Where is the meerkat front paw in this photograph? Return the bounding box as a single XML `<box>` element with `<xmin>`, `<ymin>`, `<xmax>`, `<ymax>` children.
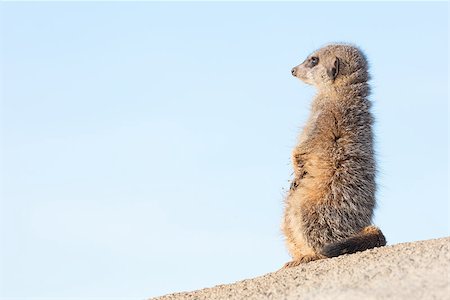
<box><xmin>289</xmin><ymin>177</ymin><xmax>300</xmax><ymax>191</ymax></box>
<box><xmin>291</xmin><ymin>149</ymin><xmax>307</xmax><ymax>178</ymax></box>
<box><xmin>291</xmin><ymin>150</ymin><xmax>302</xmax><ymax>174</ymax></box>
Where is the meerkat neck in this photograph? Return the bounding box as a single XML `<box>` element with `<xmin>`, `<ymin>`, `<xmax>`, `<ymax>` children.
<box><xmin>335</xmin><ymin>82</ymin><xmax>370</xmax><ymax>97</ymax></box>
<box><xmin>317</xmin><ymin>82</ymin><xmax>370</xmax><ymax>101</ymax></box>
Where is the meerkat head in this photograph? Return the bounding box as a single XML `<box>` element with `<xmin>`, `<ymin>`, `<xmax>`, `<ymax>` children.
<box><xmin>291</xmin><ymin>44</ymin><xmax>369</xmax><ymax>88</ymax></box>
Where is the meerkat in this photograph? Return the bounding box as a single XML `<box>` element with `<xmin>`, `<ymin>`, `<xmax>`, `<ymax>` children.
<box><xmin>281</xmin><ymin>43</ymin><xmax>386</xmax><ymax>268</ymax></box>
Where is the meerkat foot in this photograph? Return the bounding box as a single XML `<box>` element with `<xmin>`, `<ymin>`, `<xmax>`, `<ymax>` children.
<box><xmin>283</xmin><ymin>260</ymin><xmax>303</xmax><ymax>268</ymax></box>
<box><xmin>282</xmin><ymin>254</ymin><xmax>323</xmax><ymax>268</ymax></box>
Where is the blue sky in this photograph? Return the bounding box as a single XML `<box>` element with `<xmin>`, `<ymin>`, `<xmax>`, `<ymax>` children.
<box><xmin>0</xmin><ymin>2</ymin><xmax>448</xmax><ymax>299</ymax></box>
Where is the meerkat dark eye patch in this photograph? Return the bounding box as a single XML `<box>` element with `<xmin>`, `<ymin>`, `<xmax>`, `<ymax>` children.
<box><xmin>308</xmin><ymin>56</ymin><xmax>319</xmax><ymax>68</ymax></box>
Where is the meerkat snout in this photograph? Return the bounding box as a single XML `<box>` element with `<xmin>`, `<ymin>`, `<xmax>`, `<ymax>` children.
<box><xmin>291</xmin><ymin>67</ymin><xmax>297</xmax><ymax>76</ymax></box>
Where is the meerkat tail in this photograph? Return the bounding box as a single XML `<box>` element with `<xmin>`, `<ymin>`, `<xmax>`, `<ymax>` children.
<box><xmin>321</xmin><ymin>226</ymin><xmax>386</xmax><ymax>258</ymax></box>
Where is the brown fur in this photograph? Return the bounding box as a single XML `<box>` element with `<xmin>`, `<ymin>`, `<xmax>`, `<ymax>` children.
<box><xmin>282</xmin><ymin>44</ymin><xmax>386</xmax><ymax>268</ymax></box>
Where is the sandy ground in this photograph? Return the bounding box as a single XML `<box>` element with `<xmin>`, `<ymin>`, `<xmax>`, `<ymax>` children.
<box><xmin>151</xmin><ymin>237</ymin><xmax>450</xmax><ymax>300</ymax></box>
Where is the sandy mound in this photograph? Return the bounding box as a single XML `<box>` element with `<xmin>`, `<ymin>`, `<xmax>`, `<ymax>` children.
<box><xmin>151</xmin><ymin>237</ymin><xmax>449</xmax><ymax>300</ymax></box>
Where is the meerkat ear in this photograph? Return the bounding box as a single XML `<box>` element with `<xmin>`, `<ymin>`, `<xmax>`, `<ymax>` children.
<box><xmin>327</xmin><ymin>57</ymin><xmax>340</xmax><ymax>81</ymax></box>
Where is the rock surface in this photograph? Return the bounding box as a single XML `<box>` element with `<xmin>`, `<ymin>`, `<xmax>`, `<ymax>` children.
<box><xmin>151</xmin><ymin>237</ymin><xmax>449</xmax><ymax>300</ymax></box>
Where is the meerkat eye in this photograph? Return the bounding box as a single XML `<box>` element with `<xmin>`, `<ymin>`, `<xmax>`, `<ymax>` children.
<box><xmin>309</xmin><ymin>56</ymin><xmax>319</xmax><ymax>67</ymax></box>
